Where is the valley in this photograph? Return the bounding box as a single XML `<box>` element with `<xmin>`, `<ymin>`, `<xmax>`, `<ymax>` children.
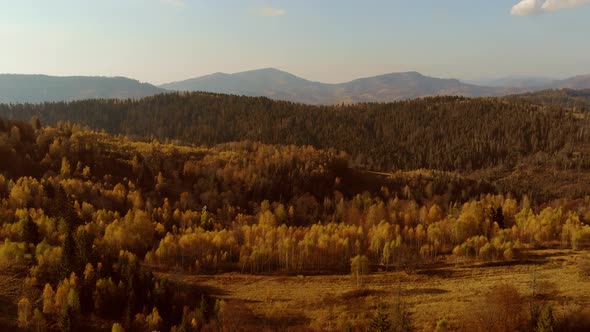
<box><xmin>160</xmin><ymin>248</ymin><xmax>590</xmax><ymax>331</ymax></box>
<box><xmin>3</xmin><ymin>1</ymin><xmax>590</xmax><ymax>331</ymax></box>
<box><xmin>0</xmin><ymin>91</ymin><xmax>589</xmax><ymax>330</ymax></box>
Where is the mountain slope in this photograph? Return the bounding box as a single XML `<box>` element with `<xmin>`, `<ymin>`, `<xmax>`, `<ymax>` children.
<box><xmin>463</xmin><ymin>76</ymin><xmax>556</xmax><ymax>89</ymax></box>
<box><xmin>160</xmin><ymin>68</ymin><xmax>333</xmax><ymax>104</ymax></box>
<box><xmin>334</xmin><ymin>72</ymin><xmax>515</xmax><ymax>103</ymax></box>
<box><xmin>0</xmin><ymin>74</ymin><xmax>165</xmax><ymax>103</ymax></box>
<box><xmin>3</xmin><ymin>92</ymin><xmax>588</xmax><ymax>179</ymax></box>
<box><xmin>160</xmin><ymin>69</ymin><xmax>516</xmax><ymax>104</ymax></box>
<box><xmin>552</xmin><ymin>74</ymin><xmax>590</xmax><ymax>90</ymax></box>
<box><xmin>507</xmin><ymin>88</ymin><xmax>590</xmax><ymax>109</ymax></box>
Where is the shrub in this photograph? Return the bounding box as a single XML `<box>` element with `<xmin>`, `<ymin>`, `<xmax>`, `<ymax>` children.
<box><xmin>472</xmin><ymin>283</ymin><xmax>526</xmax><ymax>332</ymax></box>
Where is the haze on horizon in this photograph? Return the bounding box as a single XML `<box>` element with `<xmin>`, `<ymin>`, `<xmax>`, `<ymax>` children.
<box><xmin>1</xmin><ymin>0</ymin><xmax>590</xmax><ymax>85</ymax></box>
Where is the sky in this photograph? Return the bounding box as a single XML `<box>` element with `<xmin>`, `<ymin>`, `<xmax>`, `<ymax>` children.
<box><xmin>1</xmin><ymin>0</ymin><xmax>590</xmax><ymax>85</ymax></box>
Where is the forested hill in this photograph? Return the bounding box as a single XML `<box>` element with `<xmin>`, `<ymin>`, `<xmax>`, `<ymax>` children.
<box><xmin>1</xmin><ymin>92</ymin><xmax>590</xmax><ymax>174</ymax></box>
<box><xmin>0</xmin><ymin>74</ymin><xmax>165</xmax><ymax>103</ymax></box>
<box><xmin>506</xmin><ymin>89</ymin><xmax>590</xmax><ymax>110</ymax></box>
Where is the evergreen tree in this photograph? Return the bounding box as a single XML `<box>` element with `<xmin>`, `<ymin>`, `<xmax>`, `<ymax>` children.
<box><xmin>75</xmin><ymin>230</ymin><xmax>92</xmax><ymax>270</ymax></box>
<box><xmin>491</xmin><ymin>207</ymin><xmax>505</xmax><ymax>229</ymax></box>
<box><xmin>60</xmin><ymin>221</ymin><xmax>78</xmax><ymax>280</ymax></box>
<box><xmin>371</xmin><ymin>306</ymin><xmax>392</xmax><ymax>332</ymax></box>
<box><xmin>22</xmin><ymin>216</ymin><xmax>40</xmax><ymax>245</ymax></box>
<box><xmin>535</xmin><ymin>305</ymin><xmax>554</xmax><ymax>332</ymax></box>
<box><xmin>112</xmin><ymin>323</ymin><xmax>126</xmax><ymax>332</ymax></box>
<box><xmin>59</xmin><ymin>307</ymin><xmax>72</xmax><ymax>332</ymax></box>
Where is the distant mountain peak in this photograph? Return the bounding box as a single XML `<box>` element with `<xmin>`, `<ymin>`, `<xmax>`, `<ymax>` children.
<box><xmin>398</xmin><ymin>71</ymin><xmax>423</xmax><ymax>76</ymax></box>
<box><xmin>235</xmin><ymin>68</ymin><xmax>304</xmax><ymax>79</ymax></box>
<box><xmin>233</xmin><ymin>67</ymin><xmax>290</xmax><ymax>75</ymax></box>
<box><xmin>203</xmin><ymin>72</ymin><xmax>230</xmax><ymax>78</ymax></box>
<box><xmin>251</xmin><ymin>67</ymin><xmax>283</xmax><ymax>72</ymax></box>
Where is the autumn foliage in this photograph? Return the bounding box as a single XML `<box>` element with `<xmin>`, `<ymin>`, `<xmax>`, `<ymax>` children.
<box><xmin>0</xmin><ymin>114</ymin><xmax>589</xmax><ymax>330</ymax></box>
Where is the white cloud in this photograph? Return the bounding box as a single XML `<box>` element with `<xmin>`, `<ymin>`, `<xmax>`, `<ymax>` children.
<box><xmin>511</xmin><ymin>0</ymin><xmax>590</xmax><ymax>16</ymax></box>
<box><xmin>542</xmin><ymin>0</ymin><xmax>590</xmax><ymax>11</ymax></box>
<box><xmin>255</xmin><ymin>7</ymin><xmax>286</xmax><ymax>17</ymax></box>
<box><xmin>160</xmin><ymin>0</ymin><xmax>185</xmax><ymax>7</ymax></box>
<box><xmin>511</xmin><ymin>0</ymin><xmax>543</xmax><ymax>16</ymax></box>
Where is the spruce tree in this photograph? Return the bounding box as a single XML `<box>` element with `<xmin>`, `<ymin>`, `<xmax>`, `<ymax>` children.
<box><xmin>22</xmin><ymin>216</ymin><xmax>40</xmax><ymax>245</ymax></box>
<box><xmin>60</xmin><ymin>220</ymin><xmax>78</xmax><ymax>280</ymax></box>
<box><xmin>370</xmin><ymin>306</ymin><xmax>392</xmax><ymax>332</ymax></box>
<box><xmin>535</xmin><ymin>305</ymin><xmax>554</xmax><ymax>332</ymax></box>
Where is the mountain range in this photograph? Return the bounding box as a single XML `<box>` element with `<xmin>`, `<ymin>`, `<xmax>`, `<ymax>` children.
<box><xmin>1</xmin><ymin>69</ymin><xmax>590</xmax><ymax>104</ymax></box>
<box><xmin>160</xmin><ymin>68</ymin><xmax>518</xmax><ymax>104</ymax></box>
<box><xmin>0</xmin><ymin>75</ymin><xmax>164</xmax><ymax>103</ymax></box>
<box><xmin>466</xmin><ymin>75</ymin><xmax>590</xmax><ymax>91</ymax></box>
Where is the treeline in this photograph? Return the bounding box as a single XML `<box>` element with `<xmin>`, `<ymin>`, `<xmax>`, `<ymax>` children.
<box><xmin>2</xmin><ymin>92</ymin><xmax>590</xmax><ymax>173</ymax></box>
<box><xmin>507</xmin><ymin>89</ymin><xmax>590</xmax><ymax>110</ymax></box>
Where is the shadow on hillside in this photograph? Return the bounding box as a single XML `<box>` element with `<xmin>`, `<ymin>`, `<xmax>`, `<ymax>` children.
<box><xmin>180</xmin><ymin>282</ymin><xmax>229</xmax><ymax>298</ymax></box>
<box><xmin>340</xmin><ymin>288</ymin><xmax>386</xmax><ymax>299</ymax></box>
<box><xmin>477</xmin><ymin>259</ymin><xmax>547</xmax><ymax>268</ymax></box>
<box><xmin>414</xmin><ymin>258</ymin><xmax>547</xmax><ymax>278</ymax></box>
<box><xmin>262</xmin><ymin>312</ymin><xmax>311</xmax><ymax>330</ymax></box>
<box><xmin>403</xmin><ymin>288</ymin><xmax>449</xmax><ymax>296</ymax></box>
<box><xmin>520</xmin><ymin>249</ymin><xmax>575</xmax><ymax>259</ymax></box>
<box><xmin>155</xmin><ymin>272</ymin><xmax>230</xmax><ymax>298</ymax></box>
<box><xmin>415</xmin><ymin>268</ymin><xmax>457</xmax><ymax>278</ymax></box>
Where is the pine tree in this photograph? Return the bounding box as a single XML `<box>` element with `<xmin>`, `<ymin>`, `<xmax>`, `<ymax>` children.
<box><xmin>176</xmin><ymin>306</ymin><xmax>192</xmax><ymax>332</ymax></box>
<box><xmin>31</xmin><ymin>308</ymin><xmax>46</xmax><ymax>332</ymax></box>
<box><xmin>112</xmin><ymin>322</ymin><xmax>126</xmax><ymax>332</ymax></box>
<box><xmin>75</xmin><ymin>230</ymin><xmax>93</xmax><ymax>271</ymax></box>
<box><xmin>146</xmin><ymin>307</ymin><xmax>162</xmax><ymax>331</ymax></box>
<box><xmin>60</xmin><ymin>221</ymin><xmax>78</xmax><ymax>280</ymax></box>
<box><xmin>370</xmin><ymin>306</ymin><xmax>392</xmax><ymax>332</ymax></box>
<box><xmin>17</xmin><ymin>297</ymin><xmax>32</xmax><ymax>328</ymax></box>
<box><xmin>30</xmin><ymin>116</ymin><xmax>42</xmax><ymax>131</ymax></box>
<box><xmin>59</xmin><ymin>307</ymin><xmax>72</xmax><ymax>332</ymax></box>
<box><xmin>199</xmin><ymin>294</ymin><xmax>208</xmax><ymax>318</ymax></box>
<box><xmin>535</xmin><ymin>305</ymin><xmax>554</xmax><ymax>332</ymax></box>
<box><xmin>22</xmin><ymin>216</ymin><xmax>40</xmax><ymax>245</ymax></box>
<box><xmin>42</xmin><ymin>283</ymin><xmax>56</xmax><ymax>315</ymax></box>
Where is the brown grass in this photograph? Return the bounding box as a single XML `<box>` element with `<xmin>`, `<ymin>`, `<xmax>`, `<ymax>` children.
<box><xmin>159</xmin><ymin>248</ymin><xmax>590</xmax><ymax>331</ymax></box>
<box><xmin>0</xmin><ymin>249</ymin><xmax>587</xmax><ymax>331</ymax></box>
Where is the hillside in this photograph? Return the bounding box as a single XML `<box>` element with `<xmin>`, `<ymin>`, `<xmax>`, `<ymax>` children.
<box><xmin>160</xmin><ymin>69</ymin><xmax>514</xmax><ymax>104</ymax></box>
<box><xmin>2</xmin><ymin>92</ymin><xmax>590</xmax><ymax>201</ymax></box>
<box><xmin>335</xmin><ymin>72</ymin><xmax>514</xmax><ymax>103</ymax></box>
<box><xmin>507</xmin><ymin>88</ymin><xmax>590</xmax><ymax>109</ymax></box>
<box><xmin>0</xmin><ymin>116</ymin><xmax>589</xmax><ymax>331</ymax></box>
<box><xmin>160</xmin><ymin>68</ymin><xmax>332</xmax><ymax>104</ymax></box>
<box><xmin>463</xmin><ymin>76</ymin><xmax>556</xmax><ymax>89</ymax></box>
<box><xmin>0</xmin><ymin>74</ymin><xmax>165</xmax><ymax>103</ymax></box>
<box><xmin>553</xmin><ymin>74</ymin><xmax>590</xmax><ymax>90</ymax></box>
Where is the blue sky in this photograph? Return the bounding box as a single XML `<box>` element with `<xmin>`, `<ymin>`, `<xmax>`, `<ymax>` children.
<box><xmin>1</xmin><ymin>0</ymin><xmax>589</xmax><ymax>84</ymax></box>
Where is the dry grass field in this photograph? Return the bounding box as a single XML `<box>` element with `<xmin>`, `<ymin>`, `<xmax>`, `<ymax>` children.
<box><xmin>160</xmin><ymin>249</ymin><xmax>590</xmax><ymax>331</ymax></box>
<box><xmin>0</xmin><ymin>249</ymin><xmax>587</xmax><ymax>331</ymax></box>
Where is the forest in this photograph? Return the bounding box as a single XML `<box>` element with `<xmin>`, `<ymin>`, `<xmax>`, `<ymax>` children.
<box><xmin>0</xmin><ymin>91</ymin><xmax>589</xmax><ymax>331</ymax></box>
<box><xmin>1</xmin><ymin>91</ymin><xmax>589</xmax><ymax>173</ymax></box>
<box><xmin>3</xmin><ymin>90</ymin><xmax>590</xmax><ymax>202</ymax></box>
